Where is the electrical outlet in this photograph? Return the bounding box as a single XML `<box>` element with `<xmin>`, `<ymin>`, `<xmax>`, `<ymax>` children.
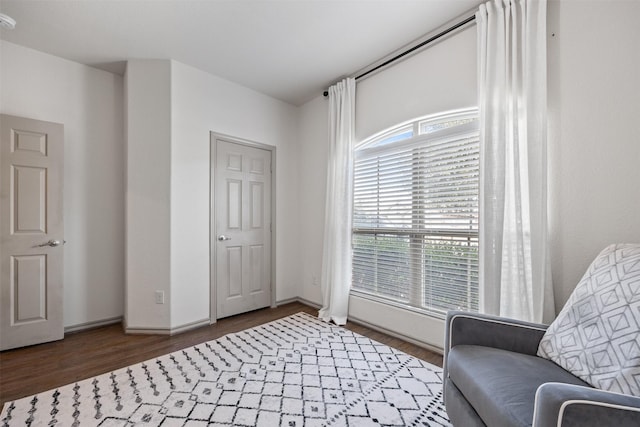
<box><xmin>155</xmin><ymin>290</ymin><xmax>165</xmax><ymax>304</ymax></box>
<box><xmin>312</xmin><ymin>275</ymin><xmax>319</xmax><ymax>286</ymax></box>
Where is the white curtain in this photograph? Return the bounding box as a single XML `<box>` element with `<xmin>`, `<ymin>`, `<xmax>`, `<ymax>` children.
<box><xmin>318</xmin><ymin>78</ymin><xmax>356</xmax><ymax>326</ymax></box>
<box><xmin>477</xmin><ymin>0</ymin><xmax>554</xmax><ymax>323</ymax></box>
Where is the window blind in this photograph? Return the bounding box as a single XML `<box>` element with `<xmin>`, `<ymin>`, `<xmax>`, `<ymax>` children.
<box><xmin>352</xmin><ymin>114</ymin><xmax>479</xmax><ymax>317</ymax></box>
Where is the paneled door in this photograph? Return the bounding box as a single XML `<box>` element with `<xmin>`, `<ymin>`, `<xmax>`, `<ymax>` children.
<box><xmin>214</xmin><ymin>138</ymin><xmax>272</xmax><ymax>319</ymax></box>
<box><xmin>0</xmin><ymin>114</ymin><xmax>64</xmax><ymax>351</ymax></box>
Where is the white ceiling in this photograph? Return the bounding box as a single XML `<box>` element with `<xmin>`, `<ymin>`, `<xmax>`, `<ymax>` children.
<box><xmin>0</xmin><ymin>0</ymin><xmax>481</xmax><ymax>106</ymax></box>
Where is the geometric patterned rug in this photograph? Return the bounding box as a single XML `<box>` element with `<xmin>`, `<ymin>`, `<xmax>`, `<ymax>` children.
<box><xmin>0</xmin><ymin>312</ymin><xmax>450</xmax><ymax>426</ymax></box>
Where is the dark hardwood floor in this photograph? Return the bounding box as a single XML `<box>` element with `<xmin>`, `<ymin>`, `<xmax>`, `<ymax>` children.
<box><xmin>0</xmin><ymin>302</ymin><xmax>443</xmax><ymax>408</ymax></box>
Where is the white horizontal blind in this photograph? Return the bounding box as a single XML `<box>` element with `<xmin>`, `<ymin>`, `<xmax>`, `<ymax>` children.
<box><xmin>352</xmin><ymin>112</ymin><xmax>479</xmax><ymax>317</ymax></box>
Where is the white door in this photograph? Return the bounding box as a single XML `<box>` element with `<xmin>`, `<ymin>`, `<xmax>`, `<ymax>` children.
<box><xmin>214</xmin><ymin>138</ymin><xmax>272</xmax><ymax>319</ymax></box>
<box><xmin>0</xmin><ymin>114</ymin><xmax>64</xmax><ymax>351</ymax></box>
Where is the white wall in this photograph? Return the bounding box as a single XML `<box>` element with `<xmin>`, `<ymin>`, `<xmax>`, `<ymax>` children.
<box><xmin>355</xmin><ymin>26</ymin><xmax>477</xmax><ymax>349</ymax></box>
<box><xmin>170</xmin><ymin>60</ymin><xmax>300</xmax><ymax>328</ymax></box>
<box><xmin>0</xmin><ymin>41</ymin><xmax>125</xmax><ymax>329</ymax></box>
<box><xmin>298</xmin><ymin>0</ymin><xmax>640</xmax><ymax>350</ymax></box>
<box><xmin>7</xmin><ymin>0</ymin><xmax>637</xmax><ymax>346</ymax></box>
<box><xmin>125</xmin><ymin>60</ymin><xmax>172</xmax><ymax>329</ymax></box>
<box><xmin>125</xmin><ymin>59</ymin><xmax>299</xmax><ymax>330</ymax></box>
<box><xmin>356</xmin><ymin>26</ymin><xmax>477</xmax><ymax>142</ymax></box>
<box><xmin>298</xmin><ymin>26</ymin><xmax>477</xmax><ymax>349</ymax></box>
<box><xmin>547</xmin><ymin>0</ymin><xmax>640</xmax><ymax>311</ymax></box>
<box><xmin>298</xmin><ymin>95</ymin><xmax>328</xmax><ymax>305</ymax></box>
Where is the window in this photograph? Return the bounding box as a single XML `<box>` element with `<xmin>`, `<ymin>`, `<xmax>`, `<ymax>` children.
<box><xmin>352</xmin><ymin>109</ymin><xmax>479</xmax><ymax>317</ymax></box>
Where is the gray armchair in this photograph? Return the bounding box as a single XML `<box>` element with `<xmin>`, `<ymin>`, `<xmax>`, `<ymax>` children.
<box><xmin>443</xmin><ymin>311</ymin><xmax>640</xmax><ymax>426</ymax></box>
<box><xmin>443</xmin><ymin>241</ymin><xmax>640</xmax><ymax>426</ymax></box>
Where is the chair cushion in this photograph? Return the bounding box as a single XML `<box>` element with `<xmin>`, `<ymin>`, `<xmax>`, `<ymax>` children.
<box><xmin>537</xmin><ymin>244</ymin><xmax>640</xmax><ymax>396</ymax></box>
<box><xmin>448</xmin><ymin>344</ymin><xmax>590</xmax><ymax>427</ymax></box>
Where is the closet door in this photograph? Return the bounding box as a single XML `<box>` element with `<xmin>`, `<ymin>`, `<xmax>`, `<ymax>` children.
<box><xmin>214</xmin><ymin>137</ymin><xmax>272</xmax><ymax>319</ymax></box>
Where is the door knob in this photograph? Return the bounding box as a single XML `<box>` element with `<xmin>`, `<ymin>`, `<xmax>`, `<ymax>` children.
<box><xmin>217</xmin><ymin>235</ymin><xmax>231</xmax><ymax>241</ymax></box>
<box><xmin>38</xmin><ymin>239</ymin><xmax>65</xmax><ymax>247</ymax></box>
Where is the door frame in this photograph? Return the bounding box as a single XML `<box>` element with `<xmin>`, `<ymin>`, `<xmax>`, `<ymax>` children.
<box><xmin>209</xmin><ymin>132</ymin><xmax>276</xmax><ymax>323</ymax></box>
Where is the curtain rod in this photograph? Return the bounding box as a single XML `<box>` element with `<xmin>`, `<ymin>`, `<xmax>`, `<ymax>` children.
<box><xmin>323</xmin><ymin>14</ymin><xmax>476</xmax><ymax>97</ymax></box>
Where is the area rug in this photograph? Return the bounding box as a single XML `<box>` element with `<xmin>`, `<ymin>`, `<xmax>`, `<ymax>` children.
<box><xmin>0</xmin><ymin>312</ymin><xmax>450</xmax><ymax>426</ymax></box>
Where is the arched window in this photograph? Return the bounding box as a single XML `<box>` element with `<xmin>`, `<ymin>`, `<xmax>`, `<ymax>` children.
<box><xmin>352</xmin><ymin>108</ymin><xmax>479</xmax><ymax>317</ymax></box>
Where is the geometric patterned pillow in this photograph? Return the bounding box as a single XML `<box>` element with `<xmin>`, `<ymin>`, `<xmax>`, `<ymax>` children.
<box><xmin>537</xmin><ymin>243</ymin><xmax>640</xmax><ymax>396</ymax></box>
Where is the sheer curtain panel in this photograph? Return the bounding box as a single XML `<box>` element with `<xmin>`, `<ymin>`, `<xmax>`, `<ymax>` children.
<box><xmin>477</xmin><ymin>0</ymin><xmax>554</xmax><ymax>323</ymax></box>
<box><xmin>319</xmin><ymin>78</ymin><xmax>356</xmax><ymax>325</ymax></box>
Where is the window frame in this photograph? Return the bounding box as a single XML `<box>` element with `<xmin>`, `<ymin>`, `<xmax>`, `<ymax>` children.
<box><xmin>351</xmin><ymin>108</ymin><xmax>480</xmax><ymax>319</ymax></box>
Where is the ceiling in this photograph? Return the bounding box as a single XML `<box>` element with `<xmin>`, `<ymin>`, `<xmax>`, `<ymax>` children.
<box><xmin>0</xmin><ymin>0</ymin><xmax>481</xmax><ymax>106</ymax></box>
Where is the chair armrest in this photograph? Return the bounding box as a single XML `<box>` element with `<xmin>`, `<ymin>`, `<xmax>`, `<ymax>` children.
<box><xmin>533</xmin><ymin>382</ymin><xmax>640</xmax><ymax>427</ymax></box>
<box><xmin>445</xmin><ymin>310</ymin><xmax>548</xmax><ymax>356</ymax></box>
<box><xmin>442</xmin><ymin>311</ymin><xmax>549</xmax><ymax>400</ymax></box>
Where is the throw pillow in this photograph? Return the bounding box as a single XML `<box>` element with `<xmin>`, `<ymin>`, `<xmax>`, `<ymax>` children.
<box><xmin>537</xmin><ymin>243</ymin><xmax>640</xmax><ymax>396</ymax></box>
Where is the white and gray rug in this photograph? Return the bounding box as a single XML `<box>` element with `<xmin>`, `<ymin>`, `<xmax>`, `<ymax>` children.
<box><xmin>0</xmin><ymin>312</ymin><xmax>450</xmax><ymax>426</ymax></box>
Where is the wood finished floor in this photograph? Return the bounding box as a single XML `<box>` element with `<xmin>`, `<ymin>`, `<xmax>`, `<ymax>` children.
<box><xmin>0</xmin><ymin>302</ymin><xmax>443</xmax><ymax>408</ymax></box>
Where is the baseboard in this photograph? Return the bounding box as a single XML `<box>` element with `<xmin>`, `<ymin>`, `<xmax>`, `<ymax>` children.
<box><xmin>277</xmin><ymin>297</ymin><xmax>321</xmax><ymax>310</ymax></box>
<box><xmin>64</xmin><ymin>316</ymin><xmax>123</xmax><ymax>334</ymax></box>
<box><xmin>125</xmin><ymin>318</ymin><xmax>211</xmax><ymax>336</ymax></box>
<box><xmin>63</xmin><ymin>302</ymin><xmax>319</xmax><ymax>336</ymax></box>
<box><xmin>296</xmin><ymin>297</ymin><xmax>321</xmax><ymax>309</ymax></box>
<box><xmin>280</xmin><ymin>298</ymin><xmax>441</xmax><ymax>353</ymax></box>
<box><xmin>81</xmin><ymin>299</ymin><xmax>441</xmax><ymax>354</ymax></box>
<box><xmin>274</xmin><ymin>297</ymin><xmax>299</xmax><ymax>306</ymax></box>
<box><xmin>346</xmin><ymin>313</ymin><xmax>444</xmax><ymax>355</ymax></box>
